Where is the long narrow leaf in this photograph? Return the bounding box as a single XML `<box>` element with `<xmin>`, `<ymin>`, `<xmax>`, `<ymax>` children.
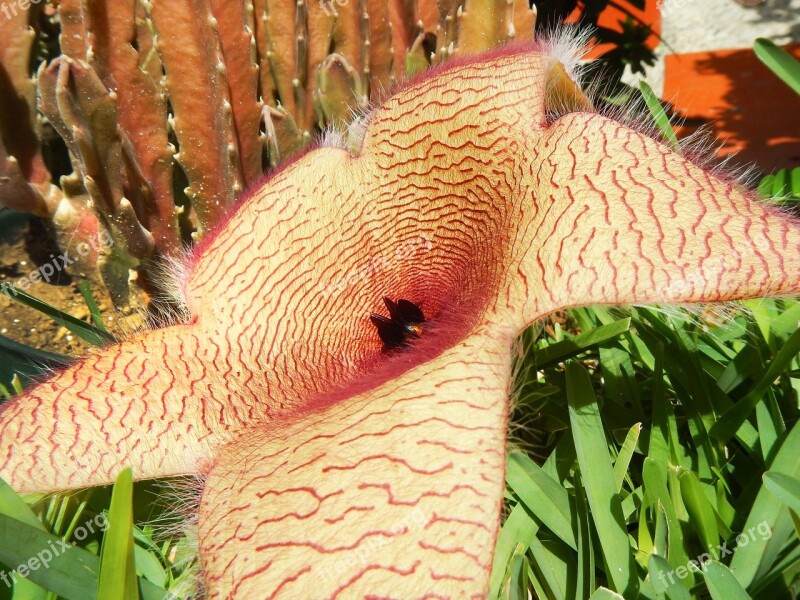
<box><xmin>588</xmin><ymin>587</ymin><xmax>625</xmax><ymax>600</ymax></box>
<box><xmin>754</xmin><ymin>38</ymin><xmax>800</xmax><ymax>96</ymax></box>
<box><xmin>77</xmin><ymin>281</ymin><xmax>109</xmax><ymax>333</ymax></box>
<box><xmin>0</xmin><ymin>479</ymin><xmax>50</xmax><ymax>598</ymax></box>
<box><xmin>679</xmin><ymin>471</ymin><xmax>720</xmax><ymax>552</ymax></box>
<box><xmin>506</xmin><ymin>452</ymin><xmax>576</xmax><ymax>550</ymax></box>
<box><xmin>648</xmin><ymin>553</ymin><xmax>692</xmax><ymax>600</ymax></box>
<box><xmin>0</xmin><ymin>334</ymin><xmax>71</xmax><ymax>366</ymax></box>
<box><xmin>762</xmin><ymin>472</ymin><xmax>800</xmax><ymax>515</ymax></box>
<box><xmin>704</xmin><ymin>562</ymin><xmax>752</xmax><ymax>600</ymax></box>
<box><xmin>0</xmin><ymin>513</ymin><xmax>97</xmax><ymax>600</ymax></box>
<box><xmin>97</xmin><ymin>468</ymin><xmax>138</xmax><ymax>600</ymax></box>
<box><xmin>0</xmin><ymin>512</ymin><xmax>165</xmax><ymax>600</ymax></box>
<box><xmin>566</xmin><ymin>362</ymin><xmax>637</xmax><ymax>597</ymax></box>
<box><xmin>488</xmin><ymin>503</ymin><xmax>539</xmax><ymax>600</ymax></box>
<box><xmin>711</xmin><ymin>327</ymin><xmax>800</xmax><ymax>443</ymax></box>
<box><xmin>613</xmin><ymin>423</ymin><xmax>641</xmax><ymax>492</ymax></box>
<box><xmin>535</xmin><ymin>319</ymin><xmax>631</xmax><ymax>368</ymax></box>
<box><xmin>1</xmin><ymin>287</ymin><xmax>115</xmax><ymax>347</ymax></box>
<box><xmin>730</xmin><ymin>421</ymin><xmax>800</xmax><ymax>586</ymax></box>
<box><xmin>639</xmin><ymin>80</ymin><xmax>680</xmax><ymax>150</ymax></box>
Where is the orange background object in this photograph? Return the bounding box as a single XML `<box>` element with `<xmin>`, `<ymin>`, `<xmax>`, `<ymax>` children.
<box><xmin>663</xmin><ymin>44</ymin><xmax>800</xmax><ymax>172</ymax></box>
<box><xmin>569</xmin><ymin>1</ymin><xmax>799</xmax><ymax>172</ymax></box>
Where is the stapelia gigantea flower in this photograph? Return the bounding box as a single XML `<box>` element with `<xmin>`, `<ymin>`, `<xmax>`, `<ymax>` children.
<box><xmin>1</xmin><ymin>34</ymin><xmax>799</xmax><ymax>598</ymax></box>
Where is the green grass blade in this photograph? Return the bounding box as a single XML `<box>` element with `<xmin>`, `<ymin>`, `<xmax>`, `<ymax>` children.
<box><xmin>759</xmin><ymin>168</ymin><xmax>800</xmax><ymax>201</ymax></box>
<box><xmin>498</xmin><ymin>543</ymin><xmax>528</xmax><ymax>600</ymax></box>
<box><xmin>703</xmin><ymin>561</ymin><xmax>752</xmax><ymax>600</ymax></box>
<box><xmin>758</xmin><ymin>174</ymin><xmax>774</xmax><ymax>198</ymax></box>
<box><xmin>746</xmin><ymin>540</ymin><xmax>800</xmax><ymax>596</ymax></box>
<box><xmin>0</xmin><ymin>479</ymin><xmax>50</xmax><ymax>598</ymax></box>
<box><xmin>574</xmin><ymin>473</ymin><xmax>595</xmax><ymax>599</ymax></box>
<box><xmin>730</xmin><ymin>421</ymin><xmax>800</xmax><ymax>586</ymax></box>
<box><xmin>76</xmin><ymin>281</ymin><xmax>109</xmax><ymax>333</ymax></box>
<box><xmin>0</xmin><ymin>479</ymin><xmax>44</xmax><ymax>531</ymax></box>
<box><xmin>711</xmin><ymin>326</ymin><xmax>800</xmax><ymax>443</ymax></box>
<box><xmin>566</xmin><ymin>362</ymin><xmax>637</xmax><ymax>597</ymax></box>
<box><xmin>506</xmin><ymin>452</ymin><xmax>577</xmax><ymax>550</ymax></box>
<box><xmin>535</xmin><ymin>318</ymin><xmax>631</xmax><ymax>368</ymax></box>
<box><xmin>0</xmin><ymin>512</ymin><xmax>166</xmax><ymax>600</ymax></box>
<box><xmin>528</xmin><ymin>533</ymin><xmax>570</xmax><ymax>600</ymax></box>
<box><xmin>588</xmin><ymin>587</ymin><xmax>625</xmax><ymax>600</ymax></box>
<box><xmin>0</xmin><ymin>513</ymin><xmax>98</xmax><ymax>600</ymax></box>
<box><xmin>613</xmin><ymin>423</ymin><xmax>641</xmax><ymax>492</ymax></box>
<box><xmin>0</xmin><ymin>287</ymin><xmax>115</xmax><ymax>347</ymax></box>
<box><xmin>679</xmin><ymin>471</ymin><xmax>720</xmax><ymax>552</ymax></box>
<box><xmin>526</xmin><ymin>561</ymin><xmax>548</xmax><ymax>600</ymax></box>
<box><xmin>639</xmin><ymin>80</ymin><xmax>680</xmax><ymax>150</ymax></box>
<box><xmin>641</xmin><ymin>459</ymin><xmax>692</xmax><ymax>579</ymax></box>
<box><xmin>755</xmin><ymin>395</ymin><xmax>782</xmax><ymax>463</ymax></box>
<box><xmin>762</xmin><ymin>472</ymin><xmax>800</xmax><ymax>514</ymax></box>
<box><xmin>489</xmin><ymin>503</ymin><xmax>539</xmax><ymax>600</ymax></box>
<box><xmin>0</xmin><ymin>333</ymin><xmax>69</xmax><ymax>395</ymax></box>
<box><xmin>754</xmin><ymin>38</ymin><xmax>800</xmax><ymax>96</ymax></box>
<box><xmin>648</xmin><ymin>554</ymin><xmax>692</xmax><ymax>600</ymax></box>
<box><xmin>790</xmin><ymin>166</ymin><xmax>800</xmax><ymax>198</ymax></box>
<box><xmin>648</xmin><ymin>342</ymin><xmax>670</xmax><ymax>466</ymax></box>
<box><xmin>133</xmin><ymin>543</ymin><xmax>169</xmax><ymax>589</ymax></box>
<box><xmin>97</xmin><ymin>468</ymin><xmax>138</xmax><ymax>600</ymax></box>
<box><xmin>0</xmin><ymin>334</ymin><xmax>71</xmax><ymax>366</ymax></box>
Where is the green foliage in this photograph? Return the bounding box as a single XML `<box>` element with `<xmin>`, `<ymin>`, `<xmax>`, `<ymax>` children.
<box><xmin>0</xmin><ymin>286</ymin><xmax>114</xmax><ymax>348</ymax></box>
<box><xmin>754</xmin><ymin>38</ymin><xmax>800</xmax><ymax>96</ymax></box>
<box><xmin>0</xmin><ymin>336</ymin><xmax>64</xmax><ymax>400</ymax></box>
<box><xmin>494</xmin><ymin>302</ymin><xmax>800</xmax><ymax>599</ymax></box>
<box><xmin>754</xmin><ymin>39</ymin><xmax>800</xmax><ymax>205</ymax></box>
<box><xmin>639</xmin><ymin>80</ymin><xmax>680</xmax><ymax>151</ymax></box>
<box><xmin>97</xmin><ymin>468</ymin><xmax>138</xmax><ymax>600</ymax></box>
<box><xmin>758</xmin><ymin>168</ymin><xmax>800</xmax><ymax>203</ymax></box>
<box><xmin>0</xmin><ymin>282</ymin><xmax>111</xmax><ymax>399</ymax></box>
<box><xmin>0</xmin><ymin>476</ymin><xmax>196</xmax><ymax>599</ymax></box>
